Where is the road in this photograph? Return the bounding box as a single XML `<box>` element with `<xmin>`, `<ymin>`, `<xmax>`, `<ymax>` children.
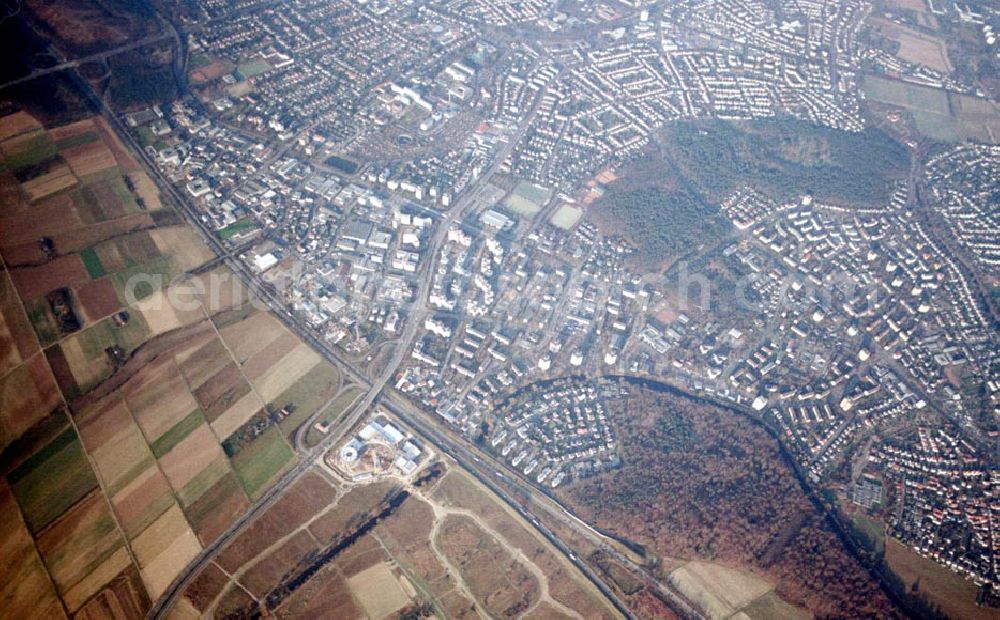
<box><xmin>139</xmin><ymin>45</ymin><xmax>580</xmax><ymax>619</ymax></box>
<box><xmin>47</xmin><ymin>18</ymin><xmax>700</xmax><ymax>616</ymax></box>
<box><xmin>68</xmin><ymin>53</ymin><xmax>397</xmax><ymax>619</ymax></box>
<box><xmin>0</xmin><ymin>33</ymin><xmax>174</xmax><ymax>91</ymax></box>
<box><xmin>383</xmin><ymin>394</ymin><xmax>702</xmax><ymax>619</ymax></box>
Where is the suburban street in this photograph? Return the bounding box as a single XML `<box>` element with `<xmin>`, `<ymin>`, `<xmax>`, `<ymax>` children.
<box><xmin>92</xmin><ymin>36</ymin><xmax>669</xmax><ymax>617</ymax></box>
<box><xmin>8</xmin><ymin>0</ymin><xmax>995</xmax><ymax>616</ymax></box>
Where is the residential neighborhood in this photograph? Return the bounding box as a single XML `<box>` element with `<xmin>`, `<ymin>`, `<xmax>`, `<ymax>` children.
<box><xmin>115</xmin><ymin>0</ymin><xmax>1000</xmax><ymax>605</ymax></box>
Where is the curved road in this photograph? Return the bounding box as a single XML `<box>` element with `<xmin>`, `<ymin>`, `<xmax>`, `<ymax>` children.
<box><xmin>142</xmin><ymin>43</ymin><xmax>577</xmax><ymax>620</ymax></box>
<box><xmin>42</xmin><ymin>15</ymin><xmax>701</xmax><ymax>617</ymax></box>
<box><xmin>0</xmin><ymin>33</ymin><xmax>174</xmax><ymax>91</ymax></box>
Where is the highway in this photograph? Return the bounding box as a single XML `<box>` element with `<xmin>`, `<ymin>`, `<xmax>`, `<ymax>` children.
<box><xmin>42</xmin><ymin>20</ymin><xmax>701</xmax><ymax>617</ymax></box>
<box><xmin>135</xmin><ymin>45</ymin><xmax>586</xmax><ymax>619</ymax></box>
<box><xmin>383</xmin><ymin>395</ymin><xmax>703</xmax><ymax>619</ymax></box>
<box><xmin>5</xmin><ymin>5</ymin><xmax>961</xmax><ymax>619</ymax></box>
<box><xmin>0</xmin><ymin>33</ymin><xmax>174</xmax><ymax>91</ymax></box>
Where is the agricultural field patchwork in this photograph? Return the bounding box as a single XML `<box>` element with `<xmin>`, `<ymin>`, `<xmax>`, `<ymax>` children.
<box><xmin>0</xmin><ymin>345</ymin><xmax>61</xmax><ymax>450</ymax></box>
<box><xmin>9</xmin><ymin>423</ymin><xmax>99</xmax><ymax>533</ymax></box>
<box><xmin>0</xmin><ymin>110</ymin><xmax>340</xmax><ymax>616</ymax></box>
<box><xmin>0</xmin><ymin>480</ymin><xmax>66</xmax><ymax>619</ymax></box>
<box><xmin>168</xmin><ymin>457</ymin><xmax>619</xmax><ymax>619</ymax></box>
<box><xmin>862</xmin><ymin>75</ymin><xmax>1000</xmax><ymax>142</ymax></box>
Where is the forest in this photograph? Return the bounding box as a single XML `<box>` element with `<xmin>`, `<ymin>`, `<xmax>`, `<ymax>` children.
<box><xmin>594</xmin><ymin>117</ymin><xmax>909</xmax><ymax>265</ymax></box>
<box><xmin>657</xmin><ymin>118</ymin><xmax>910</xmax><ymax>206</ymax></box>
<box><xmin>108</xmin><ymin>49</ymin><xmax>178</xmax><ymax>110</ymax></box>
<box><xmin>596</xmin><ymin>184</ymin><xmax>730</xmax><ymax>263</ymax></box>
<box><xmin>562</xmin><ymin>384</ymin><xmax>902</xmax><ymax>618</ymax></box>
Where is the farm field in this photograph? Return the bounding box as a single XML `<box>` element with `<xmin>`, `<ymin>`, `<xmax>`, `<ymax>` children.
<box><xmin>862</xmin><ymin>75</ymin><xmax>1000</xmax><ymax>142</ymax></box>
<box><xmin>9</xmin><ymin>423</ymin><xmax>99</xmax><ymax>533</ymax></box>
<box><xmin>871</xmin><ymin>18</ymin><xmax>952</xmax><ymax>73</ymax></box>
<box><xmin>667</xmin><ymin>561</ymin><xmax>785</xmax><ymax>620</ymax></box>
<box><xmin>0</xmin><ymin>264</ymin><xmax>38</xmax><ymax>369</ymax></box>
<box><xmin>0</xmin><ymin>346</ymin><xmax>62</xmax><ymax>451</ymax></box>
<box><xmin>0</xmin><ymin>481</ymin><xmax>66</xmax><ymax>619</ymax></box>
<box><xmin>0</xmin><ymin>110</ymin><xmax>344</xmax><ymax>617</ymax></box>
<box><xmin>35</xmin><ymin>491</ymin><xmax>128</xmax><ymax>608</ymax></box>
<box><xmin>169</xmin><ymin>454</ymin><xmax>621</xmax><ymax>619</ymax></box>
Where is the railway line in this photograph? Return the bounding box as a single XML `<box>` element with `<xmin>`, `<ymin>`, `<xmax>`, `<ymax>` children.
<box><xmin>48</xmin><ymin>21</ymin><xmax>702</xmax><ymax>618</ymax></box>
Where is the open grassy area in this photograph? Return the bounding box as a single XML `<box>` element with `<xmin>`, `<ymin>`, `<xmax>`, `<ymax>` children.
<box><xmin>217</xmin><ymin>217</ymin><xmax>257</xmax><ymax>240</ymax></box>
<box><xmin>594</xmin><ymin>555</ymin><xmax>643</xmax><ymax>595</ymax></box>
<box><xmin>863</xmin><ymin>75</ymin><xmax>950</xmax><ymax>114</ymax></box>
<box><xmin>237</xmin><ymin>59</ymin><xmax>271</xmax><ymax>79</ymax></box>
<box><xmin>863</xmin><ymin>75</ymin><xmax>1000</xmax><ymax>142</ymax></box>
<box><xmin>668</xmin><ymin>561</ymin><xmax>773</xmax><ymax>619</ymax></box>
<box><xmin>190</xmin><ymin>54</ymin><xmax>213</xmax><ymax>70</ymax></box>
<box><xmin>230</xmin><ymin>426</ymin><xmax>296</xmax><ymax>499</ymax></box>
<box><xmin>550</xmin><ymin>204</ymin><xmax>583</xmax><ymax>230</ymax></box>
<box><xmin>134</xmin><ymin>125</ymin><xmax>156</xmax><ymax>147</ymax></box>
<box><xmin>851</xmin><ymin>513</ymin><xmax>886</xmax><ymax>554</ymax></box>
<box><xmin>304</xmin><ymin>388</ymin><xmax>361</xmax><ymax>448</ymax></box>
<box><xmin>271</xmin><ymin>361</ymin><xmax>340</xmax><ymax>436</ymax></box>
<box><xmin>885</xmin><ymin>538</ymin><xmax>983</xmax><ymax>620</ymax></box>
<box><xmin>505</xmin><ymin>180</ymin><xmax>552</xmax><ymax>216</ymax></box>
<box><xmin>742</xmin><ymin>591</ymin><xmax>811</xmax><ymax>620</ymax></box>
